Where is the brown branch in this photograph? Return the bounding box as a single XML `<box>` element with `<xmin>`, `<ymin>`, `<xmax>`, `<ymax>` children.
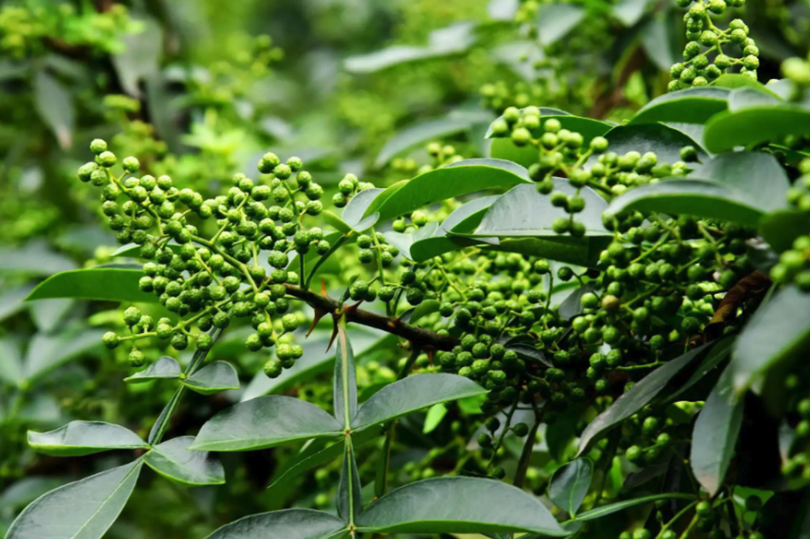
<box><xmin>282</xmin><ymin>284</ymin><xmax>459</xmax><ymax>351</ymax></box>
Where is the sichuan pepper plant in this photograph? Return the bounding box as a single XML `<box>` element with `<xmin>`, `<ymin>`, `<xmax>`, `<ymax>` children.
<box><xmin>5</xmin><ymin>1</ymin><xmax>810</xmax><ymax>539</ymax></box>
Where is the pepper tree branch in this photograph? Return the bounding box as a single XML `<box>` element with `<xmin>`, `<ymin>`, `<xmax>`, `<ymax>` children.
<box><xmin>282</xmin><ymin>283</ymin><xmax>459</xmax><ymax>351</ymax></box>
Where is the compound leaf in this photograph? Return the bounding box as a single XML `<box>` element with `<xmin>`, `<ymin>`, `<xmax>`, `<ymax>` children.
<box><xmin>145</xmin><ymin>436</ymin><xmax>225</xmax><ymax>486</ymax></box>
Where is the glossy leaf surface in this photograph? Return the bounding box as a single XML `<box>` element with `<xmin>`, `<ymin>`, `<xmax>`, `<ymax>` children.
<box><xmin>145</xmin><ymin>436</ymin><xmax>225</xmax><ymax>486</ymax></box>
<box><xmin>182</xmin><ymin>361</ymin><xmax>240</xmax><ymax>395</ymax></box>
<box><xmin>191</xmin><ymin>396</ymin><xmax>342</xmax><ymax>452</ymax></box>
<box><xmin>28</xmin><ymin>421</ymin><xmax>148</xmax><ymax>456</ymax></box>
<box><xmin>204</xmin><ymin>509</ymin><xmax>347</xmax><ymax>539</ymax></box>
<box><xmin>6</xmin><ymin>461</ymin><xmax>143</xmax><ymax>539</ymax></box>
<box><xmin>27</xmin><ymin>268</ymin><xmax>157</xmax><ymax>303</ymax></box>
<box><xmin>549</xmin><ymin>458</ymin><xmax>593</xmax><ymax>517</ymax></box>
<box><xmin>124</xmin><ymin>356</ymin><xmax>182</xmax><ymax>383</ymax></box>
<box><xmin>356</xmin><ymin>476</ymin><xmax>566</xmax><ymax>535</ymax></box>
<box><xmin>352</xmin><ymin>374</ymin><xmax>487</xmax><ymax>429</ymax></box>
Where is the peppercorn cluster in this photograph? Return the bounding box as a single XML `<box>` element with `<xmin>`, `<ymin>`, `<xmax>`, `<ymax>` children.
<box><xmin>79</xmin><ymin>139</ymin><xmax>340</xmax><ymax>377</ymax></box>
<box><xmin>669</xmin><ymin>0</ymin><xmax>759</xmax><ymax>90</ymax></box>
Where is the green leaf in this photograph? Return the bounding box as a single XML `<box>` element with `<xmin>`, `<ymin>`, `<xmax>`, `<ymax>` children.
<box><xmin>407</xmin><ymin>299</ymin><xmax>442</xmax><ymax>325</ymax></box>
<box><xmin>268</xmin><ymin>427</ymin><xmax>378</xmax><ymax>491</ymax></box>
<box><xmin>591</xmin><ymin>123</ymin><xmax>706</xmax><ymax>166</ymax></box>
<box><xmin>0</xmin><ymin>338</ymin><xmax>23</xmax><ymax>386</ymax></box>
<box><xmin>28</xmin><ymin>420</ymin><xmax>148</xmax><ymax>456</ymax></box>
<box><xmin>468</xmin><ymin>182</ymin><xmax>611</xmax><ymax>238</ymax></box>
<box><xmin>760</xmin><ymin>209</ymin><xmax>810</xmax><ymax>253</ymax></box>
<box><xmin>33</xmin><ymin>69</ymin><xmax>74</xmax><ymax>149</ymax></box>
<box><xmin>23</xmin><ymin>329</ymin><xmax>105</xmax><ymax>383</ymax></box>
<box><xmin>0</xmin><ymin>284</ymin><xmax>36</xmax><ymax>323</ymax></box>
<box><xmin>727</xmin><ymin>86</ymin><xmax>781</xmax><ymax>112</ymax></box>
<box><xmin>322</xmin><ymin>211</ymin><xmax>354</xmax><ymax>234</ymax></box>
<box><xmin>356</xmin><ymin>476</ymin><xmax>567</xmax><ymax>535</ymax></box>
<box><xmin>145</xmin><ymin>436</ymin><xmax>225</xmax><ymax>486</ymax></box>
<box><xmin>629</xmin><ymin>87</ymin><xmax>730</xmax><ymax>125</ymax></box>
<box><xmin>536</xmin><ymin>4</ymin><xmax>586</xmax><ymax>46</ymax></box>
<box><xmin>613</xmin><ymin>0</ymin><xmax>649</xmax><ymax>26</ymax></box>
<box><xmin>375</xmin><ymin>117</ymin><xmax>473</xmax><ymax>168</ymax></box>
<box><xmin>111</xmin><ymin>16</ymin><xmax>163</xmax><ymax>98</ymax></box>
<box><xmin>730</xmin><ymin>286</ymin><xmax>810</xmax><ymax>393</ymax></box>
<box><xmin>667</xmin><ymin>337</ymin><xmax>733</xmax><ymax>402</ymax></box>
<box><xmin>481</xmin><ymin>236</ymin><xmax>612</xmax><ymax>268</ymax></box>
<box><xmin>640</xmin><ymin>13</ymin><xmax>677</xmax><ymax>71</ymax></box>
<box><xmin>408</xmin><ymin>196</ymin><xmax>498</xmax><ymax>262</ymax></box>
<box><xmin>570</xmin><ymin>493</ymin><xmax>694</xmax><ymax>522</ymax></box>
<box><xmin>0</xmin><ymin>477</ymin><xmax>64</xmax><ymax>511</ymax></box>
<box><xmin>334</xmin><ymin>324</ymin><xmax>358</xmax><ymax>427</ymax></box>
<box><xmin>190</xmin><ymin>396</ymin><xmax>342</xmax><ymax>452</ymax></box>
<box><xmin>30</xmin><ymin>298</ymin><xmax>75</xmax><ymax>334</ymax></box>
<box><xmin>204</xmin><ymin>509</ymin><xmax>348</xmax><ymax>539</ymax></box>
<box><xmin>605</xmin><ymin>152</ymin><xmax>789</xmax><ymax>226</ymax></box>
<box><xmin>337</xmin><ymin>443</ymin><xmax>362</xmax><ymax>523</ymax></box>
<box><xmin>5</xmin><ymin>460</ymin><xmax>143</xmax><ymax>539</ymax></box>
<box><xmin>27</xmin><ymin>268</ymin><xmax>157</xmax><ymax>303</ymax></box>
<box><xmin>577</xmin><ymin>343</ymin><xmax>711</xmax><ymax>455</ymax></box>
<box><xmin>713</xmin><ymin>74</ymin><xmax>782</xmax><ymax>98</ymax></box>
<box><xmin>352</xmin><ymin>374</ymin><xmax>487</xmax><ymax>429</ymax></box>
<box><xmin>690</xmin><ymin>367</ymin><xmax>744</xmax><ymax>496</ymax></box>
<box><xmin>182</xmin><ymin>361</ymin><xmax>240</xmax><ymax>395</ymax></box>
<box><xmin>423</xmin><ymin>403</ymin><xmax>448</xmax><ymax>434</ymax></box>
<box><xmin>703</xmin><ymin>106</ymin><xmax>810</xmax><ymax>153</ymax></box>
<box><xmin>124</xmin><ymin>356</ymin><xmax>182</xmax><ymax>383</ymax></box>
<box><xmin>367</xmin><ymin>159</ymin><xmax>532</xmax><ymax>223</ymax></box>
<box><xmin>0</xmin><ymin>243</ymin><xmax>77</xmax><ymax>276</ymax></box>
<box><xmin>344</xmin><ymin>22</ymin><xmax>476</xmax><ymax>73</ymax></box>
<box><xmin>549</xmin><ymin>458</ymin><xmax>594</xmax><ymax>517</ymax></box>
<box><xmin>342</xmin><ymin>188</ymin><xmax>384</xmax><ymax>231</ymax></box>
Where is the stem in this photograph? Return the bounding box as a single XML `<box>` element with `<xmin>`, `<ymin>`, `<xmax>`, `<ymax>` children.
<box><xmin>376</xmin><ymin>348</ymin><xmax>420</xmax><ymax>498</ymax></box>
<box><xmin>304</xmin><ymin>235</ymin><xmax>348</xmax><ymax>290</ymax></box>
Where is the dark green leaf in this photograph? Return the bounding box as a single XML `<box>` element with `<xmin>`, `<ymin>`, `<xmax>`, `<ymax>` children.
<box><xmin>703</xmin><ymin>106</ymin><xmax>810</xmax><ymax>153</ymax></box>
<box><xmin>124</xmin><ymin>356</ymin><xmax>182</xmax><ymax>384</ymax></box>
<box><xmin>728</xmin><ymin>86</ymin><xmax>781</xmax><ymax>112</ymax></box>
<box><xmin>334</xmin><ymin>324</ymin><xmax>358</xmax><ymax>426</ymax></box>
<box><xmin>480</xmin><ymin>236</ymin><xmax>612</xmax><ymax>268</ymax></box>
<box><xmin>28</xmin><ymin>420</ymin><xmax>148</xmax><ymax>456</ymax></box>
<box><xmin>559</xmin><ymin>283</ymin><xmax>598</xmax><ymax>321</ymax></box>
<box><xmin>605</xmin><ymin>151</ymin><xmax>789</xmax><ymax>226</ymax></box>
<box><xmin>690</xmin><ymin>367</ymin><xmax>744</xmax><ymax>496</ymax></box>
<box><xmin>268</xmin><ymin>427</ymin><xmax>378</xmax><ymax>490</ymax></box>
<box><xmin>345</xmin><ymin>22</ymin><xmax>476</xmax><ymax>73</ymax></box>
<box><xmin>205</xmin><ymin>509</ymin><xmax>347</xmax><ymax>539</ymax></box>
<box><xmin>731</xmin><ymin>286</ymin><xmax>810</xmax><ymax>393</ymax></box>
<box><xmin>408</xmin><ymin>197</ymin><xmax>497</xmax><ymax>261</ymax></box>
<box><xmin>629</xmin><ymin>87</ymin><xmax>730</xmax><ymax>125</ymax></box>
<box><xmin>30</xmin><ymin>298</ymin><xmax>75</xmax><ymax>334</ymax></box>
<box><xmin>468</xmin><ymin>182</ymin><xmax>610</xmax><ymax>238</ymax></box>
<box><xmin>27</xmin><ymin>268</ymin><xmax>157</xmax><ymax>303</ymax></box>
<box><xmin>367</xmin><ymin>159</ymin><xmax>532</xmax><ymax>223</ymax></box>
<box><xmin>577</xmin><ymin>343</ymin><xmax>711</xmax><ymax>454</ymax></box>
<box><xmin>667</xmin><ymin>337</ymin><xmax>733</xmax><ymax>402</ymax></box>
<box><xmin>536</xmin><ymin>4</ymin><xmax>586</xmax><ymax>46</ymax></box>
<box><xmin>640</xmin><ymin>14</ymin><xmax>677</xmax><ymax>71</ymax></box>
<box><xmin>111</xmin><ymin>16</ymin><xmax>163</xmax><ymax>98</ymax></box>
<box><xmin>0</xmin><ymin>338</ymin><xmax>23</xmax><ymax>386</ymax></box>
<box><xmin>342</xmin><ymin>188</ymin><xmax>384</xmax><ymax>231</ymax></box>
<box><xmin>337</xmin><ymin>443</ymin><xmax>362</xmax><ymax>522</ymax></box>
<box><xmin>352</xmin><ymin>374</ymin><xmax>487</xmax><ymax>429</ymax></box>
<box><xmin>182</xmin><ymin>361</ymin><xmax>239</xmax><ymax>395</ymax></box>
<box><xmin>613</xmin><ymin>0</ymin><xmax>649</xmax><ymax>26</ymax></box>
<box><xmin>375</xmin><ymin>118</ymin><xmax>473</xmax><ymax>168</ymax></box>
<box><xmin>0</xmin><ymin>284</ymin><xmax>36</xmax><ymax>323</ymax></box>
<box><xmin>145</xmin><ymin>436</ymin><xmax>225</xmax><ymax>486</ymax></box>
<box><xmin>571</xmin><ymin>493</ymin><xmax>694</xmax><ymax>521</ymax></box>
<box><xmin>5</xmin><ymin>460</ymin><xmax>143</xmax><ymax>539</ymax></box>
<box><xmin>549</xmin><ymin>458</ymin><xmax>593</xmax><ymax>517</ymax></box>
<box><xmin>760</xmin><ymin>209</ymin><xmax>810</xmax><ymax>253</ymax></box>
<box><xmin>33</xmin><ymin>69</ymin><xmax>74</xmax><ymax>149</ymax></box>
<box><xmin>23</xmin><ymin>329</ymin><xmax>105</xmax><ymax>382</ymax></box>
<box><xmin>0</xmin><ymin>243</ymin><xmax>77</xmax><ymax>276</ymax></box>
<box><xmin>0</xmin><ymin>477</ymin><xmax>64</xmax><ymax>511</ymax></box>
<box><xmin>190</xmin><ymin>396</ymin><xmax>342</xmax><ymax>452</ymax></box>
<box><xmin>356</xmin><ymin>476</ymin><xmax>566</xmax><ymax>535</ymax></box>
<box><xmin>591</xmin><ymin>123</ymin><xmax>706</xmax><ymax>166</ymax></box>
